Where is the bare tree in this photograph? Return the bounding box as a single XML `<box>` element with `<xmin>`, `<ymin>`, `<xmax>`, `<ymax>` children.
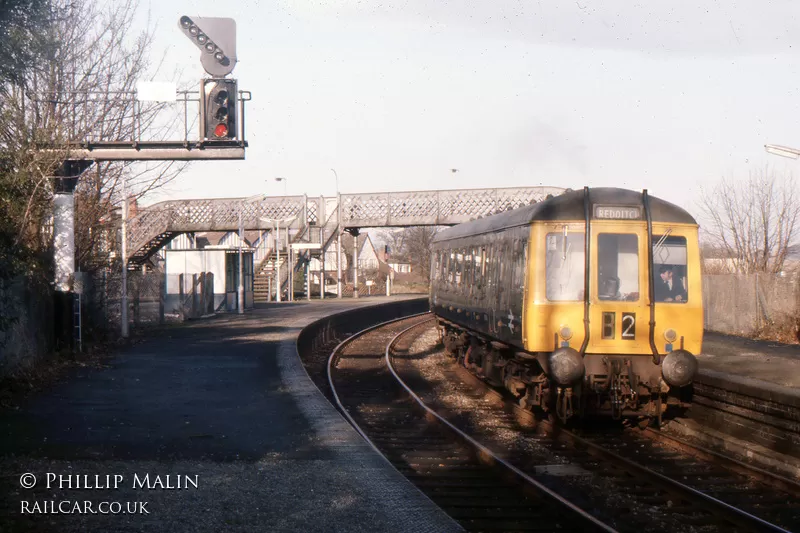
<box><xmin>699</xmin><ymin>168</ymin><xmax>800</xmax><ymax>274</ymax></box>
<box><xmin>403</xmin><ymin>226</ymin><xmax>441</xmax><ymax>281</ymax></box>
<box><xmin>377</xmin><ymin>228</ymin><xmax>406</xmax><ymax>259</ymax></box>
<box><xmin>0</xmin><ymin>0</ymin><xmax>187</xmax><ymax>274</ymax></box>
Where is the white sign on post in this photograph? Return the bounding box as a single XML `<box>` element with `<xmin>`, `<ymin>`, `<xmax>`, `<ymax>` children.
<box><xmin>136</xmin><ymin>81</ymin><xmax>177</xmax><ymax>102</ymax></box>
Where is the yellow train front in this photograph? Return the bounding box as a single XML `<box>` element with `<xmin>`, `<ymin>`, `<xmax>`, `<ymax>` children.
<box><xmin>430</xmin><ymin>187</ymin><xmax>701</xmax><ymax>423</ymax></box>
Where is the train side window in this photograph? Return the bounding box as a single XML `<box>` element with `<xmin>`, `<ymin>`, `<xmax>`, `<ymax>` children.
<box><xmin>464</xmin><ymin>249</ymin><xmax>473</xmax><ymax>293</ymax></box>
<box><xmin>653</xmin><ymin>235</ymin><xmax>688</xmax><ymax>303</ymax></box>
<box><xmin>545</xmin><ymin>232</ymin><xmax>586</xmax><ymax>301</ymax></box>
<box><xmin>499</xmin><ymin>237</ymin><xmax>512</xmax><ymax>310</ymax></box>
<box><xmin>513</xmin><ymin>240</ymin><xmax>527</xmax><ymax>290</ymax></box>
<box><xmin>455</xmin><ymin>251</ymin><xmax>463</xmax><ymax>286</ymax></box>
<box><xmin>468</xmin><ymin>247</ymin><xmax>477</xmax><ymax>296</ymax></box>
<box><xmin>597</xmin><ymin>233</ymin><xmax>639</xmax><ymax>301</ymax></box>
<box><xmin>448</xmin><ymin>251</ymin><xmax>455</xmax><ymax>284</ymax></box>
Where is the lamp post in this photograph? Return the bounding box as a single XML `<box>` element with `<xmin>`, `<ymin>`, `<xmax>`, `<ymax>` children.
<box><xmin>765</xmin><ymin>144</ymin><xmax>800</xmax><ymax>159</ymax></box>
<box><xmin>330</xmin><ymin>168</ymin><xmax>339</xmax><ymax>195</ymax></box>
<box><xmin>121</xmin><ymin>175</ymin><xmax>129</xmax><ymax>337</ymax></box>
<box><xmin>331</xmin><ymin>169</ymin><xmax>342</xmax><ymax>299</ymax></box>
<box><xmin>238</xmin><ymin>208</ymin><xmax>244</xmax><ymax>314</ymax></box>
<box><xmin>275</xmin><ymin>176</ymin><xmax>288</xmax><ymax>195</ymax></box>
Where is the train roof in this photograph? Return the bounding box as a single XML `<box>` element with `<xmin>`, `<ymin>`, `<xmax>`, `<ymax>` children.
<box><xmin>433</xmin><ymin>187</ymin><xmax>697</xmax><ymax>243</ymax></box>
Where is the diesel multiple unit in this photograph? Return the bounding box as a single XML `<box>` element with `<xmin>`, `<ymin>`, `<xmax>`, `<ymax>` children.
<box><xmin>429</xmin><ymin>187</ymin><xmax>701</xmax><ymax>423</ymax></box>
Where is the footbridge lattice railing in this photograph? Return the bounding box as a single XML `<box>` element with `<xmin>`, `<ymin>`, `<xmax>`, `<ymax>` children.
<box><xmin>126</xmin><ymin>186</ymin><xmax>564</xmax><ymax>265</ymax></box>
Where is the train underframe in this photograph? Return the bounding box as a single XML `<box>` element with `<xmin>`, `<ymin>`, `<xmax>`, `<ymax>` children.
<box><xmin>438</xmin><ymin>322</ymin><xmax>692</xmax><ymax>425</ymax></box>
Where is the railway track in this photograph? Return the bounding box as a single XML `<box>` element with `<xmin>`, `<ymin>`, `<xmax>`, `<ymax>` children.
<box><xmin>327</xmin><ymin>315</ymin><xmax>615</xmax><ymax>532</ymax></box>
<box><xmin>315</xmin><ymin>314</ymin><xmax>800</xmax><ymax>532</ymax></box>
<box><xmin>414</xmin><ymin>328</ymin><xmax>800</xmax><ymax>532</ymax></box>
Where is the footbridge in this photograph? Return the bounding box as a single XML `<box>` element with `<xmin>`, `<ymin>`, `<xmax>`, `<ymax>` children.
<box><xmin>127</xmin><ymin>185</ymin><xmax>563</xmax><ymax>299</ymax></box>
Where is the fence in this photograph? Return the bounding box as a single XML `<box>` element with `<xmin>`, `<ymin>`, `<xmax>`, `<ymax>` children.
<box><xmin>703</xmin><ymin>273</ymin><xmax>799</xmax><ymax>341</ymax></box>
<box><xmin>79</xmin><ymin>269</ymin><xmax>215</xmax><ymax>338</ymax></box>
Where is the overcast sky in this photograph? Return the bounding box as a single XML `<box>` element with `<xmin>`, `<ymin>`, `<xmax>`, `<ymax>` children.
<box><xmin>134</xmin><ymin>0</ymin><xmax>800</xmax><ymax>219</ymax></box>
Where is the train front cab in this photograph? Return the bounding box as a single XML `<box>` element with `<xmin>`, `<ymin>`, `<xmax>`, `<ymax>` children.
<box><xmin>524</xmin><ymin>209</ymin><xmax>703</xmax><ymax>421</ymax></box>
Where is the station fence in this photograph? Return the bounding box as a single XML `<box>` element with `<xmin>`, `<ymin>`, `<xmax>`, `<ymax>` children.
<box><xmin>703</xmin><ymin>273</ymin><xmax>799</xmax><ymax>342</ymax></box>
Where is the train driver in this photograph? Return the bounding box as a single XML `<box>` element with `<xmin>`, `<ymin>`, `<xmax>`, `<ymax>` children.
<box><xmin>656</xmin><ymin>265</ymin><xmax>686</xmax><ymax>302</ymax></box>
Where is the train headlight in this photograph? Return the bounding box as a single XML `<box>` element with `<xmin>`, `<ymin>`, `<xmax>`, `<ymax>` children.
<box><xmin>559</xmin><ymin>326</ymin><xmax>573</xmax><ymax>340</ymax></box>
<box><xmin>664</xmin><ymin>328</ymin><xmax>678</xmax><ymax>343</ymax></box>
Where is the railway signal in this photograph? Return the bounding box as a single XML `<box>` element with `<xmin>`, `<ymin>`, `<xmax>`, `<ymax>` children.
<box><xmin>200</xmin><ymin>78</ymin><xmax>238</xmax><ymax>141</ymax></box>
<box><xmin>178</xmin><ymin>16</ymin><xmax>237</xmax><ymax>77</ymax></box>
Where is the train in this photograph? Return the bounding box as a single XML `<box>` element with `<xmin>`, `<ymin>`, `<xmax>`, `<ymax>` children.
<box><xmin>429</xmin><ymin>187</ymin><xmax>701</xmax><ymax>424</ymax></box>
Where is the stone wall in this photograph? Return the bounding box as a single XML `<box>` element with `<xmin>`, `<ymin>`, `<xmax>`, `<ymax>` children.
<box><xmin>0</xmin><ymin>275</ymin><xmax>54</xmax><ymax>377</ymax></box>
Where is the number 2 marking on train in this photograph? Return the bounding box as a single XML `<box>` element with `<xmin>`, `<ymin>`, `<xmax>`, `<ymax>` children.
<box><xmin>621</xmin><ymin>313</ymin><xmax>636</xmax><ymax>339</ymax></box>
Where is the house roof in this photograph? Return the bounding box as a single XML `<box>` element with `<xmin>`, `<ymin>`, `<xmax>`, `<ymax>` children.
<box><xmin>195</xmin><ymin>230</ymin><xmax>262</xmax><ymax>247</ymax></box>
<box><xmin>195</xmin><ymin>231</ymin><xmax>228</xmax><ymax>246</ymax></box>
<box><xmin>341</xmin><ymin>231</ymin><xmax>375</xmax><ymax>256</ymax></box>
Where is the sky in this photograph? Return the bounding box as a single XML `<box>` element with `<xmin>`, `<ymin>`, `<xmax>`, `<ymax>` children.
<box><xmin>131</xmin><ymin>0</ymin><xmax>800</xmax><ymax>220</ymax></box>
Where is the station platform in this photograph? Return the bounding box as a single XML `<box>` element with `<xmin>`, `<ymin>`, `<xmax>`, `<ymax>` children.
<box><xmin>700</xmin><ymin>332</ymin><xmax>800</xmax><ymax>390</ymax></box>
<box><xmin>667</xmin><ymin>331</ymin><xmax>800</xmax><ymax>477</ymax></box>
<box><xmin>698</xmin><ymin>331</ymin><xmax>800</xmax><ymax>411</ymax></box>
<box><xmin>0</xmin><ymin>296</ymin><xmax>461</xmax><ymax>533</ymax></box>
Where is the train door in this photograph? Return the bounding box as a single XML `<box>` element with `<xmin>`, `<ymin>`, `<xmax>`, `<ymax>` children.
<box><xmin>588</xmin><ymin>224</ymin><xmax>651</xmax><ymax>354</ymax></box>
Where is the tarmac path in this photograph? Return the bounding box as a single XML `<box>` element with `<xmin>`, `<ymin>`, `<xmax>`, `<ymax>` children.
<box><xmin>0</xmin><ymin>299</ymin><xmax>461</xmax><ymax>533</ymax></box>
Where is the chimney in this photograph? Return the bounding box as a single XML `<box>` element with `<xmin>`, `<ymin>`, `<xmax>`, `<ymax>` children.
<box><xmin>128</xmin><ymin>196</ymin><xmax>139</xmax><ymax>218</ymax></box>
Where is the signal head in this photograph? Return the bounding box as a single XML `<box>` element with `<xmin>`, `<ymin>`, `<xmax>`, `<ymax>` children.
<box><xmin>201</xmin><ymin>78</ymin><xmax>238</xmax><ymax>141</ymax></box>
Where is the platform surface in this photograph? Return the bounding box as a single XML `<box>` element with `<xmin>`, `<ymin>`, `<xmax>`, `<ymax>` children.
<box><xmin>0</xmin><ymin>296</ymin><xmax>461</xmax><ymax>532</ymax></box>
<box><xmin>700</xmin><ymin>331</ymin><xmax>800</xmax><ymax>391</ymax></box>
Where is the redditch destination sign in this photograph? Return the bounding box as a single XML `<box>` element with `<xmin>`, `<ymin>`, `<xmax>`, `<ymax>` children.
<box><xmin>594</xmin><ymin>205</ymin><xmax>642</xmax><ymax>220</ymax></box>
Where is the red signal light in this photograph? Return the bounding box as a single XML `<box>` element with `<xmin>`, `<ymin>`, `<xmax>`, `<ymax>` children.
<box><xmin>214</xmin><ymin>123</ymin><xmax>229</xmax><ymax>137</ymax></box>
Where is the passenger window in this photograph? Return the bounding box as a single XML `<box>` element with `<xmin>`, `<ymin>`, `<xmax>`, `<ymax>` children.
<box><xmin>597</xmin><ymin>234</ymin><xmax>639</xmax><ymax>301</ymax></box>
<box><xmin>545</xmin><ymin>232</ymin><xmax>585</xmax><ymax>301</ymax></box>
<box><xmin>514</xmin><ymin>240</ymin><xmax>527</xmax><ymax>290</ymax></box>
<box><xmin>463</xmin><ymin>250</ymin><xmax>472</xmax><ymax>294</ymax></box>
<box><xmin>448</xmin><ymin>252</ymin><xmax>455</xmax><ymax>284</ymax></box>
<box><xmin>653</xmin><ymin>235</ymin><xmax>688</xmax><ymax>303</ymax></box>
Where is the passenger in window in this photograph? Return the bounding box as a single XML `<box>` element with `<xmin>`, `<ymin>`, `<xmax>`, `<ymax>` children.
<box><xmin>656</xmin><ymin>265</ymin><xmax>685</xmax><ymax>302</ymax></box>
